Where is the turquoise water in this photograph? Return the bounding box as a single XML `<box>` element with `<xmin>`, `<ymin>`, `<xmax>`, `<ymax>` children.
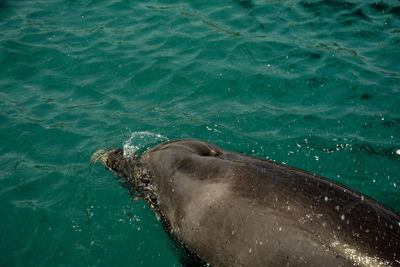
<box><xmin>1</xmin><ymin>0</ymin><xmax>399</xmax><ymax>266</ymax></box>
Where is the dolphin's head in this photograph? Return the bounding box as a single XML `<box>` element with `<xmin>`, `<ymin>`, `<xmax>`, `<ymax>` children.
<box><xmin>91</xmin><ymin>148</ymin><xmax>137</xmax><ymax>180</ymax></box>
<box><xmin>138</xmin><ymin>139</ymin><xmax>252</xmax><ymax>193</ymax></box>
<box><xmin>91</xmin><ymin>139</ymin><xmax>248</xmax><ymax>210</ymax></box>
<box><xmin>91</xmin><ymin>148</ymin><xmax>155</xmax><ymax>201</ymax></box>
<box><xmin>141</xmin><ymin>139</ymin><xmax>227</xmax><ymax>179</ymax></box>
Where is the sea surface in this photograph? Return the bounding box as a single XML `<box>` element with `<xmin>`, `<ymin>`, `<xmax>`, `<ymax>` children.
<box><xmin>1</xmin><ymin>0</ymin><xmax>399</xmax><ymax>266</ymax></box>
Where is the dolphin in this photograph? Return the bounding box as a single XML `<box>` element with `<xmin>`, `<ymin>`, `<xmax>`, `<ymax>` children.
<box><xmin>92</xmin><ymin>139</ymin><xmax>400</xmax><ymax>267</ymax></box>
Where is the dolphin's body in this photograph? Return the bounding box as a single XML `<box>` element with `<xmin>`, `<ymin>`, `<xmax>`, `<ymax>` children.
<box><xmin>93</xmin><ymin>139</ymin><xmax>400</xmax><ymax>267</ymax></box>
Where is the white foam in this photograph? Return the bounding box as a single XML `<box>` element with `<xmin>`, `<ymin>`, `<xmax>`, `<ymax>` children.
<box><xmin>123</xmin><ymin>131</ymin><xmax>167</xmax><ymax>158</ymax></box>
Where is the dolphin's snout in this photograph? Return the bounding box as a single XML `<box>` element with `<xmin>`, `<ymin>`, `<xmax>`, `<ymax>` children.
<box><xmin>91</xmin><ymin>149</ymin><xmax>108</xmax><ymax>165</ymax></box>
<box><xmin>92</xmin><ymin>148</ymin><xmax>133</xmax><ymax>177</ymax></box>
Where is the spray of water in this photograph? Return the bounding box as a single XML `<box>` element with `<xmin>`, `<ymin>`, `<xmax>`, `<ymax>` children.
<box><xmin>123</xmin><ymin>131</ymin><xmax>168</xmax><ymax>159</ymax></box>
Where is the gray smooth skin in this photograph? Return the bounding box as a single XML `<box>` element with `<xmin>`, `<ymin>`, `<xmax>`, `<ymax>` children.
<box><xmin>93</xmin><ymin>139</ymin><xmax>400</xmax><ymax>267</ymax></box>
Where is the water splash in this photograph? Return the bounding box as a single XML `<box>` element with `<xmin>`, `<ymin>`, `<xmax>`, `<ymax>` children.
<box><xmin>123</xmin><ymin>131</ymin><xmax>168</xmax><ymax>159</ymax></box>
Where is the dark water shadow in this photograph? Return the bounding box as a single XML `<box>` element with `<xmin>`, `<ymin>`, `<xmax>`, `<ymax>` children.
<box><xmin>235</xmin><ymin>0</ymin><xmax>254</xmax><ymax>10</ymax></box>
<box><xmin>0</xmin><ymin>0</ymin><xmax>8</xmax><ymax>18</ymax></box>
